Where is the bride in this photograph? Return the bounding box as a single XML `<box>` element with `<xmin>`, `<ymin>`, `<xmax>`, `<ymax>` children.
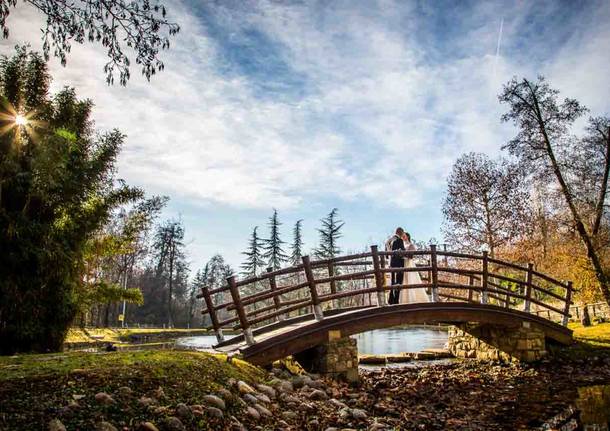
<box><xmin>399</xmin><ymin>233</ymin><xmax>431</xmax><ymax>304</ymax></box>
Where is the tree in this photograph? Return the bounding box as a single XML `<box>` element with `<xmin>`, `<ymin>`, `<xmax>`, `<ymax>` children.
<box><xmin>152</xmin><ymin>219</ymin><xmax>186</xmax><ymax>328</ymax></box>
<box><xmin>500</xmin><ymin>76</ymin><xmax>610</xmax><ymax>304</ymax></box>
<box><xmin>199</xmin><ymin>254</ymin><xmax>233</xmax><ymax>322</ymax></box>
<box><xmin>0</xmin><ymin>0</ymin><xmax>180</xmax><ymax>85</ymax></box>
<box><xmin>442</xmin><ymin>152</ymin><xmax>529</xmax><ymax>257</ymax></box>
<box><xmin>315</xmin><ymin>208</ymin><xmax>344</xmax><ymax>259</ymax></box>
<box><xmin>263</xmin><ymin>209</ymin><xmax>288</xmax><ymax>270</ymax></box>
<box><xmin>0</xmin><ymin>47</ymin><xmax>141</xmax><ymax>354</ymax></box>
<box><xmin>241</xmin><ymin>226</ymin><xmax>265</xmax><ymax>277</ymax></box>
<box><xmin>290</xmin><ymin>219</ymin><xmax>304</xmax><ymax>265</ymax></box>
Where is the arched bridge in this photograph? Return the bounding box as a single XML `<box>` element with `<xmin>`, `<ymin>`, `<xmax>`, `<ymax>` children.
<box><xmin>199</xmin><ymin>245</ymin><xmax>574</xmax><ymax>365</ymax></box>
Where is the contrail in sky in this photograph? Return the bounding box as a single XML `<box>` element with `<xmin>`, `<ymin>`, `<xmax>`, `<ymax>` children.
<box><xmin>492</xmin><ymin>17</ymin><xmax>504</xmax><ymax>92</ymax></box>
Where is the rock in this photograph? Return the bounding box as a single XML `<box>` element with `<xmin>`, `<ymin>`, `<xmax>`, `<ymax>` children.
<box><xmin>237</xmin><ymin>380</ymin><xmax>256</xmax><ymax>394</ymax></box>
<box><xmin>94</xmin><ymin>392</ymin><xmax>114</xmax><ymax>405</ymax></box>
<box><xmin>138</xmin><ymin>396</ymin><xmax>156</xmax><ymax>407</ymax></box>
<box><xmin>282</xmin><ymin>411</ymin><xmax>298</xmax><ymax>420</ymax></box>
<box><xmin>116</xmin><ymin>386</ymin><xmax>133</xmax><ymax>397</ymax></box>
<box><xmin>217</xmin><ymin>388</ymin><xmax>233</xmax><ymax>400</ymax></box>
<box><xmin>202</xmin><ymin>394</ymin><xmax>226</xmax><ymax>410</ymax></box>
<box><xmin>164</xmin><ymin>417</ymin><xmax>185</xmax><ymax>431</ymax></box>
<box><xmin>242</xmin><ymin>393</ymin><xmax>258</xmax><ymax>404</ymax></box>
<box><xmin>48</xmin><ymin>419</ymin><xmax>66</xmax><ymax>431</ymax></box>
<box><xmin>291</xmin><ymin>375</ymin><xmax>313</xmax><ymax>389</ymax></box>
<box><xmin>175</xmin><ymin>403</ymin><xmax>191</xmax><ymax>419</ymax></box>
<box><xmin>324</xmin><ymin>428</ymin><xmax>339</xmax><ymax>431</ymax></box>
<box><xmin>309</xmin><ymin>389</ymin><xmax>328</xmax><ymax>400</ymax></box>
<box><xmin>309</xmin><ymin>419</ymin><xmax>320</xmax><ymax>428</ymax></box>
<box><xmin>368</xmin><ymin>422</ymin><xmax>388</xmax><ymax>430</ymax></box>
<box><xmin>308</xmin><ymin>379</ymin><xmax>326</xmax><ymax>390</ymax></box>
<box><xmin>277</xmin><ymin>380</ymin><xmax>294</xmax><ymax>393</ymax></box>
<box><xmin>190</xmin><ymin>404</ymin><xmax>204</xmax><ymax>415</ymax></box>
<box><xmin>246</xmin><ymin>405</ymin><xmax>260</xmax><ymax>419</ymax></box>
<box><xmin>138</xmin><ymin>423</ymin><xmax>159</xmax><ymax>431</ymax></box>
<box><xmin>339</xmin><ymin>407</ymin><xmax>351</xmax><ymax>419</ymax></box>
<box><xmin>279</xmin><ymin>394</ymin><xmax>300</xmax><ymax>404</ymax></box>
<box><xmin>351</xmin><ymin>408</ymin><xmax>368</xmax><ymax>420</ymax></box>
<box><xmin>72</xmin><ymin>394</ymin><xmax>85</xmax><ymax>401</ymax></box>
<box><xmin>256</xmin><ymin>384</ymin><xmax>276</xmax><ymax>399</ymax></box>
<box><xmin>329</xmin><ymin>398</ymin><xmax>348</xmax><ymax>409</ymax></box>
<box><xmin>255</xmin><ymin>393</ymin><xmax>271</xmax><ymax>404</ymax></box>
<box><xmin>206</xmin><ymin>406</ymin><xmax>224</xmax><ymax>418</ymax></box>
<box><xmin>254</xmin><ymin>403</ymin><xmax>272</xmax><ymax>417</ymax></box>
<box><xmin>95</xmin><ymin>422</ymin><xmax>118</xmax><ymax>431</ymax></box>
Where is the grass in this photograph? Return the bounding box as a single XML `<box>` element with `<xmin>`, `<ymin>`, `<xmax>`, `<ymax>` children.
<box><xmin>569</xmin><ymin>321</ymin><xmax>610</xmax><ymax>348</ymax></box>
<box><xmin>0</xmin><ymin>350</ymin><xmax>265</xmax><ymax>430</ymax></box>
<box><xmin>65</xmin><ymin>327</ymin><xmax>211</xmax><ymax>344</ymax></box>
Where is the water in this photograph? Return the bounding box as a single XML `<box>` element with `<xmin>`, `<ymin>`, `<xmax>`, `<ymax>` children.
<box><xmin>354</xmin><ymin>327</ymin><xmax>448</xmax><ymax>355</ymax></box>
<box><xmin>576</xmin><ymin>384</ymin><xmax>610</xmax><ymax>430</ymax></box>
<box><xmin>175</xmin><ymin>335</ymin><xmax>224</xmax><ymax>350</ymax></box>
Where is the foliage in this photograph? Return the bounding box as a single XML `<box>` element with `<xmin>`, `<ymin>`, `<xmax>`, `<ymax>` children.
<box><xmin>263</xmin><ymin>209</ymin><xmax>288</xmax><ymax>270</ymax></box>
<box><xmin>315</xmin><ymin>208</ymin><xmax>344</xmax><ymax>259</ymax></box>
<box><xmin>241</xmin><ymin>226</ymin><xmax>265</xmax><ymax>277</ymax></box>
<box><xmin>442</xmin><ymin>152</ymin><xmax>529</xmax><ymax>257</ymax></box>
<box><xmin>0</xmin><ymin>0</ymin><xmax>180</xmax><ymax>85</ymax></box>
<box><xmin>0</xmin><ymin>47</ymin><xmax>140</xmax><ymax>354</ymax></box>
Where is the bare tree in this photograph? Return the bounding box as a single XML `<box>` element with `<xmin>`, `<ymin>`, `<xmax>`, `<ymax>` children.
<box><xmin>0</xmin><ymin>0</ymin><xmax>180</xmax><ymax>85</ymax></box>
<box><xmin>500</xmin><ymin>76</ymin><xmax>610</xmax><ymax>304</ymax></box>
<box><xmin>442</xmin><ymin>152</ymin><xmax>529</xmax><ymax>258</ymax></box>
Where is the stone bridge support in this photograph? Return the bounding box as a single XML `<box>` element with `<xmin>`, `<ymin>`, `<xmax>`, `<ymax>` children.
<box><xmin>293</xmin><ymin>330</ymin><xmax>359</xmax><ymax>383</ymax></box>
<box><xmin>448</xmin><ymin>322</ymin><xmax>547</xmax><ymax>362</ymax></box>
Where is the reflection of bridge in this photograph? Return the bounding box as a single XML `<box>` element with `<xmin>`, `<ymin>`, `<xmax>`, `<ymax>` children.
<box><xmin>199</xmin><ymin>245</ymin><xmax>574</xmax><ymax>366</ymax></box>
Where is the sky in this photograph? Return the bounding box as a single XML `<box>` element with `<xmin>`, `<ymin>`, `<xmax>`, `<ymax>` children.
<box><xmin>1</xmin><ymin>0</ymin><xmax>609</xmax><ymax>272</ymax></box>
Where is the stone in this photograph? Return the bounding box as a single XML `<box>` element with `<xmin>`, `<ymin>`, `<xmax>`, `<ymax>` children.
<box><xmin>254</xmin><ymin>403</ymin><xmax>272</xmax><ymax>417</ymax></box>
<box><xmin>246</xmin><ymin>405</ymin><xmax>260</xmax><ymax>419</ymax></box>
<box><xmin>329</xmin><ymin>398</ymin><xmax>348</xmax><ymax>409</ymax></box>
<box><xmin>282</xmin><ymin>411</ymin><xmax>298</xmax><ymax>420</ymax></box>
<box><xmin>237</xmin><ymin>380</ymin><xmax>256</xmax><ymax>394</ymax></box>
<box><xmin>116</xmin><ymin>386</ymin><xmax>133</xmax><ymax>397</ymax></box>
<box><xmin>164</xmin><ymin>417</ymin><xmax>185</xmax><ymax>431</ymax></box>
<box><xmin>175</xmin><ymin>403</ymin><xmax>191</xmax><ymax>419</ymax></box>
<box><xmin>277</xmin><ymin>380</ymin><xmax>294</xmax><ymax>393</ymax></box>
<box><xmin>48</xmin><ymin>419</ymin><xmax>66</xmax><ymax>431</ymax></box>
<box><xmin>309</xmin><ymin>419</ymin><xmax>320</xmax><ymax>427</ymax></box>
<box><xmin>94</xmin><ymin>392</ymin><xmax>114</xmax><ymax>405</ymax></box>
<box><xmin>138</xmin><ymin>423</ymin><xmax>159</xmax><ymax>431</ymax></box>
<box><xmin>138</xmin><ymin>396</ymin><xmax>156</xmax><ymax>407</ymax></box>
<box><xmin>95</xmin><ymin>422</ymin><xmax>118</xmax><ymax>431</ymax></box>
<box><xmin>217</xmin><ymin>388</ymin><xmax>233</xmax><ymax>400</ymax></box>
<box><xmin>339</xmin><ymin>407</ymin><xmax>351</xmax><ymax>419</ymax></box>
<box><xmin>309</xmin><ymin>389</ymin><xmax>328</xmax><ymax>400</ymax></box>
<box><xmin>202</xmin><ymin>394</ymin><xmax>226</xmax><ymax>410</ymax></box>
<box><xmin>242</xmin><ymin>393</ymin><xmax>258</xmax><ymax>404</ymax></box>
<box><xmin>291</xmin><ymin>375</ymin><xmax>313</xmax><ymax>389</ymax></box>
<box><xmin>351</xmin><ymin>408</ymin><xmax>368</xmax><ymax>419</ymax></box>
<box><xmin>206</xmin><ymin>407</ymin><xmax>224</xmax><ymax>418</ymax></box>
<box><xmin>256</xmin><ymin>384</ymin><xmax>276</xmax><ymax>398</ymax></box>
<box><xmin>255</xmin><ymin>393</ymin><xmax>271</xmax><ymax>404</ymax></box>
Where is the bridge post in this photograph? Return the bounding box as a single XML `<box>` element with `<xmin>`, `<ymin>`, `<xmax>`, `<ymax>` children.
<box><xmin>227</xmin><ymin>276</ymin><xmax>255</xmax><ymax>346</ymax></box>
<box><xmin>523</xmin><ymin>263</ymin><xmax>533</xmax><ymax>313</ymax></box>
<box><xmin>430</xmin><ymin>244</ymin><xmax>439</xmax><ymax>302</ymax></box>
<box><xmin>266</xmin><ymin>267</ymin><xmax>284</xmax><ymax>321</ymax></box>
<box><xmin>201</xmin><ymin>285</ymin><xmax>224</xmax><ymax>343</ymax></box>
<box><xmin>371</xmin><ymin>245</ymin><xmax>386</xmax><ymax>306</ymax></box>
<box><xmin>327</xmin><ymin>262</ymin><xmax>339</xmax><ymax>309</ymax></box>
<box><xmin>302</xmin><ymin>256</ymin><xmax>324</xmax><ymax>321</ymax></box>
<box><xmin>468</xmin><ymin>275</ymin><xmax>474</xmax><ymax>302</ymax></box>
<box><xmin>481</xmin><ymin>251</ymin><xmax>489</xmax><ymax>304</ymax></box>
<box><xmin>562</xmin><ymin>281</ymin><xmax>573</xmax><ymax>326</ymax></box>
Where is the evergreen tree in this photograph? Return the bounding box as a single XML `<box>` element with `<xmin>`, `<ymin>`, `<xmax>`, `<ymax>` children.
<box><xmin>263</xmin><ymin>209</ymin><xmax>288</xmax><ymax>270</ymax></box>
<box><xmin>290</xmin><ymin>219</ymin><xmax>304</xmax><ymax>265</ymax></box>
<box><xmin>241</xmin><ymin>226</ymin><xmax>265</xmax><ymax>277</ymax></box>
<box><xmin>315</xmin><ymin>208</ymin><xmax>344</xmax><ymax>259</ymax></box>
<box><xmin>0</xmin><ymin>47</ymin><xmax>141</xmax><ymax>354</ymax></box>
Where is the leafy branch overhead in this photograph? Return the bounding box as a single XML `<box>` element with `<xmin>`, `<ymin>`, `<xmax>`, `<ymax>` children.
<box><xmin>0</xmin><ymin>0</ymin><xmax>180</xmax><ymax>85</ymax></box>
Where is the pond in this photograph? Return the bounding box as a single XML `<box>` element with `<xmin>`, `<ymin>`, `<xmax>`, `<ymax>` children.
<box><xmin>175</xmin><ymin>326</ymin><xmax>448</xmax><ymax>354</ymax></box>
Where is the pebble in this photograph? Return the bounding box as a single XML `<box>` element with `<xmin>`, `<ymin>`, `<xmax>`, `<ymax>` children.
<box><xmin>291</xmin><ymin>375</ymin><xmax>313</xmax><ymax>389</ymax></box>
<box><xmin>138</xmin><ymin>396</ymin><xmax>156</xmax><ymax>407</ymax></box>
<box><xmin>138</xmin><ymin>423</ymin><xmax>159</xmax><ymax>431</ymax></box>
<box><xmin>281</xmin><ymin>411</ymin><xmax>298</xmax><ymax>420</ymax></box>
<box><xmin>246</xmin><ymin>405</ymin><xmax>260</xmax><ymax>419</ymax></box>
<box><xmin>175</xmin><ymin>403</ymin><xmax>191</xmax><ymax>419</ymax></box>
<box><xmin>202</xmin><ymin>394</ymin><xmax>226</xmax><ymax>410</ymax></box>
<box><xmin>255</xmin><ymin>393</ymin><xmax>271</xmax><ymax>404</ymax></box>
<box><xmin>94</xmin><ymin>392</ymin><xmax>114</xmax><ymax>405</ymax></box>
<box><xmin>329</xmin><ymin>398</ymin><xmax>348</xmax><ymax>409</ymax></box>
<box><xmin>242</xmin><ymin>393</ymin><xmax>258</xmax><ymax>404</ymax></box>
<box><xmin>254</xmin><ymin>403</ymin><xmax>273</xmax><ymax>417</ymax></box>
<box><xmin>48</xmin><ymin>419</ymin><xmax>66</xmax><ymax>431</ymax></box>
<box><xmin>217</xmin><ymin>388</ymin><xmax>233</xmax><ymax>400</ymax></box>
<box><xmin>277</xmin><ymin>380</ymin><xmax>294</xmax><ymax>393</ymax></box>
<box><xmin>116</xmin><ymin>386</ymin><xmax>133</xmax><ymax>397</ymax></box>
<box><xmin>206</xmin><ymin>406</ymin><xmax>224</xmax><ymax>418</ymax></box>
<box><xmin>256</xmin><ymin>384</ymin><xmax>276</xmax><ymax>399</ymax></box>
<box><xmin>308</xmin><ymin>389</ymin><xmax>329</xmax><ymax>400</ymax></box>
<box><xmin>352</xmin><ymin>408</ymin><xmax>368</xmax><ymax>420</ymax></box>
<box><xmin>164</xmin><ymin>417</ymin><xmax>185</xmax><ymax>431</ymax></box>
<box><xmin>237</xmin><ymin>380</ymin><xmax>256</xmax><ymax>394</ymax></box>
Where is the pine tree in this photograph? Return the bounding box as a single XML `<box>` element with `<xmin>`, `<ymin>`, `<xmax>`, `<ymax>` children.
<box><xmin>263</xmin><ymin>209</ymin><xmax>288</xmax><ymax>270</ymax></box>
<box><xmin>315</xmin><ymin>208</ymin><xmax>344</xmax><ymax>259</ymax></box>
<box><xmin>241</xmin><ymin>227</ymin><xmax>265</xmax><ymax>277</ymax></box>
<box><xmin>290</xmin><ymin>219</ymin><xmax>304</xmax><ymax>265</ymax></box>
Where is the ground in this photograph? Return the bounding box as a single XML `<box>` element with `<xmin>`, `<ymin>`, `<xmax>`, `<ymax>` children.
<box><xmin>0</xmin><ymin>323</ymin><xmax>608</xmax><ymax>430</ymax></box>
<box><xmin>65</xmin><ymin>328</ymin><xmax>212</xmax><ymax>345</ymax></box>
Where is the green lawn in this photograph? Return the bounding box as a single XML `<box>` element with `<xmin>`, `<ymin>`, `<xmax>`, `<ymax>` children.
<box><xmin>570</xmin><ymin>321</ymin><xmax>610</xmax><ymax>348</ymax></box>
<box><xmin>65</xmin><ymin>327</ymin><xmax>211</xmax><ymax>344</ymax></box>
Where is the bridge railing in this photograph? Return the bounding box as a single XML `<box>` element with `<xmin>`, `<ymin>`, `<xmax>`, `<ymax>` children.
<box><xmin>198</xmin><ymin>245</ymin><xmax>574</xmax><ymax>345</ymax></box>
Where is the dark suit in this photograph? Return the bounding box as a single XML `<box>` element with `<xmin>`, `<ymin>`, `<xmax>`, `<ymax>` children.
<box><xmin>388</xmin><ymin>235</ymin><xmax>405</xmax><ymax>304</ymax></box>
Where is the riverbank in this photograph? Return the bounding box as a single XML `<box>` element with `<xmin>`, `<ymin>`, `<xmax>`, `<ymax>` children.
<box><xmin>0</xmin><ymin>323</ymin><xmax>608</xmax><ymax>430</ymax></box>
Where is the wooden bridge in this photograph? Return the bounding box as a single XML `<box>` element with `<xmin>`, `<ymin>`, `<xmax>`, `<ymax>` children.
<box><xmin>199</xmin><ymin>245</ymin><xmax>574</xmax><ymax>366</ymax></box>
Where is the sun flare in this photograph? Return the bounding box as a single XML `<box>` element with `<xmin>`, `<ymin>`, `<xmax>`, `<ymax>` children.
<box><xmin>14</xmin><ymin>114</ymin><xmax>27</xmax><ymax>126</ymax></box>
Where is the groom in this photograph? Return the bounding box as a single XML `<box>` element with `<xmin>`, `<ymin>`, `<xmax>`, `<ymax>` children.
<box><xmin>385</xmin><ymin>227</ymin><xmax>406</xmax><ymax>304</ymax></box>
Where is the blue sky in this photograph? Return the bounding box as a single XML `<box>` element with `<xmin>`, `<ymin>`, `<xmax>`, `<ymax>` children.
<box><xmin>2</xmin><ymin>0</ymin><xmax>610</xmax><ymax>272</ymax></box>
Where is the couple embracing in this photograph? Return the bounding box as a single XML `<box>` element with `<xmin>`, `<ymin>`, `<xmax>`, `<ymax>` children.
<box><xmin>385</xmin><ymin>227</ymin><xmax>430</xmax><ymax>305</ymax></box>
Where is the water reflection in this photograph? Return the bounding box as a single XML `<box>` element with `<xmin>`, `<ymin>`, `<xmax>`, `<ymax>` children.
<box><xmin>353</xmin><ymin>327</ymin><xmax>448</xmax><ymax>355</ymax></box>
<box><xmin>577</xmin><ymin>385</ymin><xmax>610</xmax><ymax>430</ymax></box>
<box><xmin>175</xmin><ymin>335</ymin><xmax>223</xmax><ymax>349</ymax></box>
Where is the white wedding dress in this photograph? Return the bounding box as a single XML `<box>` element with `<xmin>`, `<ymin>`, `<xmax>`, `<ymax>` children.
<box><xmin>399</xmin><ymin>242</ymin><xmax>431</xmax><ymax>304</ymax></box>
